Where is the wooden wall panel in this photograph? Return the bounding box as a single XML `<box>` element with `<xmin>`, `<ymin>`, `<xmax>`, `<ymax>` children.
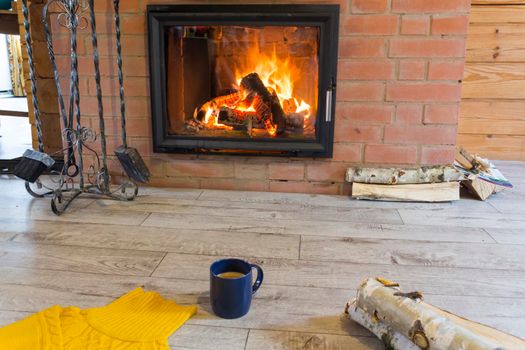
<box><xmin>459</xmin><ymin>3</ymin><xmax>525</xmax><ymax>160</ymax></box>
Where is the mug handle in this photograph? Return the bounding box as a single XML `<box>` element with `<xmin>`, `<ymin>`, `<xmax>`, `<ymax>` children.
<box><xmin>251</xmin><ymin>264</ymin><xmax>264</xmax><ymax>294</ymax></box>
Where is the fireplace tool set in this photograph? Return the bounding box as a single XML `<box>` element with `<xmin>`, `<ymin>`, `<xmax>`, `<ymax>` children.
<box><xmin>14</xmin><ymin>0</ymin><xmax>150</xmax><ymax>215</ymax></box>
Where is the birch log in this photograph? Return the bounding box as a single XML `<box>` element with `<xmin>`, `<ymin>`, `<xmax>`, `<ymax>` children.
<box><xmin>345</xmin><ymin>278</ymin><xmax>525</xmax><ymax>350</ymax></box>
<box><xmin>351</xmin><ymin>182</ymin><xmax>460</xmax><ymax>202</ymax></box>
<box><xmin>346</xmin><ymin>166</ymin><xmax>462</xmax><ymax>184</ymax></box>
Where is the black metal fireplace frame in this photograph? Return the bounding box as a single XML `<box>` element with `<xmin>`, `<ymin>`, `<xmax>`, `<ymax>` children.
<box><xmin>147</xmin><ymin>4</ymin><xmax>339</xmax><ymax>157</ymax></box>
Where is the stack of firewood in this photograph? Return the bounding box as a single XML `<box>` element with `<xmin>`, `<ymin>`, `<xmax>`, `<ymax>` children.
<box><xmin>346</xmin><ymin>165</ymin><xmax>463</xmax><ymax>202</ymax></box>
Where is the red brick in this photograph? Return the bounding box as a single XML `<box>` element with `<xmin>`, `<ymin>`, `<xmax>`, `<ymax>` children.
<box><xmin>103</xmin><ymin>117</ymin><xmax>151</xmax><ymax>137</ymax></box>
<box><xmin>338</xmin><ymin>103</ymin><xmax>393</xmax><ymax>123</ymax></box>
<box><xmin>384</xmin><ymin>125</ymin><xmax>457</xmax><ymax>145</ymax></box>
<box><xmin>126</xmin><ymin>96</ymin><xmax>150</xmax><ymax>115</ymax></box>
<box><xmin>165</xmin><ymin>160</ymin><xmax>234</xmax><ymax>178</ymax></box>
<box><xmin>428</xmin><ymin>61</ymin><xmax>465</xmax><ymax>80</ymax></box>
<box><xmin>235</xmin><ymin>180</ymin><xmax>270</xmax><ymax>192</ymax></box>
<box><xmin>398</xmin><ymin>60</ymin><xmax>427</xmax><ymax>80</ymax></box>
<box><xmin>333</xmin><ymin>143</ymin><xmax>363</xmax><ymax>162</ymax></box>
<box><xmin>200</xmin><ymin>178</ymin><xmax>236</xmax><ymax>191</ymax></box>
<box><xmin>81</xmin><ymin>96</ymin><xmax>149</xmax><ymax>118</ymax></box>
<box><xmin>307</xmin><ymin>162</ymin><xmax>348</xmax><ymax>182</ymax></box>
<box><xmin>269</xmin><ymin>181</ymin><xmax>341</xmax><ymax>195</ymax></box>
<box><xmin>95</xmin><ymin>0</ymin><xmax>140</xmax><ymax>13</ymax></box>
<box><xmin>52</xmin><ymin>35</ymin><xmax>87</xmax><ymax>55</ymax></box>
<box><xmin>424</xmin><ymin>105</ymin><xmax>459</xmax><ymax>124</ymax></box>
<box><xmin>141</xmin><ymin>156</ymin><xmax>165</xmax><ymax>175</ymax></box>
<box><xmin>234</xmin><ymin>163</ymin><xmax>268</xmax><ymax>180</ymax></box>
<box><xmin>343</xmin><ymin>15</ymin><xmax>398</xmax><ymax>35</ymax></box>
<box><xmin>149</xmin><ymin>177</ymin><xmax>200</xmax><ymax>189</ymax></box>
<box><xmin>339</xmin><ymin>37</ymin><xmax>386</xmax><ymax>58</ymax></box>
<box><xmin>432</xmin><ymin>15</ymin><xmax>469</xmax><ymax>35</ymax></box>
<box><xmin>269</xmin><ymin>163</ymin><xmax>305</xmax><ymax>181</ymax></box>
<box><xmin>421</xmin><ymin>146</ymin><xmax>456</xmax><ymax>165</ymax></box>
<box><xmin>386</xmin><ymin>82</ymin><xmax>461</xmax><ymax>102</ymax></box>
<box><xmin>121</xmin><ymin>16</ymin><xmax>146</xmax><ymax>35</ymax></box>
<box><xmin>335</xmin><ymin>123</ymin><xmax>383</xmax><ymax>143</ymax></box>
<box><xmin>127</xmin><ymin>138</ymin><xmax>154</xmax><ymax>156</ymax></box>
<box><xmin>58</xmin><ymin>76</ymin><xmax>89</xmax><ymax>96</ymax></box>
<box><xmin>365</xmin><ymin>144</ymin><xmax>418</xmax><ymax>164</ymax></box>
<box><xmin>75</xmin><ymin>55</ymin><xmax>147</xmax><ymax>77</ymax></box>
<box><xmin>400</xmin><ymin>16</ymin><xmax>430</xmax><ymax>35</ymax></box>
<box><xmin>390</xmin><ymin>38</ymin><xmax>466</xmax><ymax>58</ymax></box>
<box><xmin>339</xmin><ymin>60</ymin><xmax>394</xmax><ymax>80</ymax></box>
<box><xmin>89</xmin><ymin>76</ymin><xmax>149</xmax><ymax>97</ymax></box>
<box><xmin>351</xmin><ymin>0</ymin><xmax>388</xmax><ymax>13</ymax></box>
<box><xmin>392</xmin><ymin>0</ymin><xmax>471</xmax><ymax>14</ymax></box>
<box><xmin>338</xmin><ymin>82</ymin><xmax>385</xmax><ymax>101</ymax></box>
<box><xmin>396</xmin><ymin>104</ymin><xmax>423</xmax><ymax>124</ymax></box>
<box><xmin>97</xmin><ymin>36</ymin><xmax>146</xmax><ymax>56</ymax></box>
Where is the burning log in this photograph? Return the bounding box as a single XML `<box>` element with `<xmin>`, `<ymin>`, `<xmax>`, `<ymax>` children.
<box><xmin>218</xmin><ymin>108</ymin><xmax>260</xmax><ymax>124</ymax></box>
<box><xmin>210</xmin><ymin>91</ymin><xmax>245</xmax><ymax>108</ymax></box>
<box><xmin>286</xmin><ymin>112</ymin><xmax>305</xmax><ymax>129</ymax></box>
<box><xmin>194</xmin><ymin>91</ymin><xmax>245</xmax><ymax>121</ymax></box>
<box><xmin>240</xmin><ymin>72</ymin><xmax>286</xmax><ymax>135</ymax></box>
<box><xmin>217</xmin><ymin>107</ymin><xmax>264</xmax><ymax>131</ymax></box>
<box><xmin>251</xmin><ymin>95</ymin><xmax>271</xmax><ymax>121</ymax></box>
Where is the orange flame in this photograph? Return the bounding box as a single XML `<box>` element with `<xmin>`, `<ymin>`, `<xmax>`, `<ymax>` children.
<box><xmin>199</xmin><ymin>39</ymin><xmax>312</xmax><ymax>136</ymax></box>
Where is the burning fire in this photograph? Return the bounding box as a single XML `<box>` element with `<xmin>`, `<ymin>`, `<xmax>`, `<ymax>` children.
<box><xmin>195</xmin><ymin>42</ymin><xmax>312</xmax><ymax>136</ymax></box>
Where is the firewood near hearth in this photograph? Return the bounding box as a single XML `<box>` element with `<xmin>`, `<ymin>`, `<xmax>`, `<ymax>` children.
<box><xmin>455</xmin><ymin>147</ymin><xmax>512</xmax><ymax>200</ymax></box>
<box><xmin>346</xmin><ymin>166</ymin><xmax>462</xmax><ymax>202</ymax></box>
<box><xmin>345</xmin><ymin>278</ymin><xmax>525</xmax><ymax>350</ymax></box>
<box><xmin>240</xmin><ymin>72</ymin><xmax>287</xmax><ymax>134</ymax></box>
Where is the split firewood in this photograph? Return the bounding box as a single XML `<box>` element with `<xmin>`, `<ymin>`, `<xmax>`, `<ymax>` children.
<box><xmin>351</xmin><ymin>182</ymin><xmax>460</xmax><ymax>202</ymax></box>
<box><xmin>346</xmin><ymin>166</ymin><xmax>462</xmax><ymax>184</ymax></box>
<box><xmin>240</xmin><ymin>72</ymin><xmax>286</xmax><ymax>134</ymax></box>
<box><xmin>346</xmin><ymin>278</ymin><xmax>525</xmax><ymax>350</ymax></box>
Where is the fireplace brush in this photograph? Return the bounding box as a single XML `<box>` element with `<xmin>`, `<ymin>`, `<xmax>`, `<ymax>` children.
<box><xmin>13</xmin><ymin>0</ymin><xmax>55</xmax><ymax>183</ymax></box>
<box><xmin>112</xmin><ymin>0</ymin><xmax>150</xmax><ymax>183</ymax></box>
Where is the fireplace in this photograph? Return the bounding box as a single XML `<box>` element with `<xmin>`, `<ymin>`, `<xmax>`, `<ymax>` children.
<box><xmin>147</xmin><ymin>4</ymin><xmax>339</xmax><ymax>157</ymax></box>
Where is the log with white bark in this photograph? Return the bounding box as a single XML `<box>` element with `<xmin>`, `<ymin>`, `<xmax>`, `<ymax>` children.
<box><xmin>346</xmin><ymin>166</ymin><xmax>462</xmax><ymax>184</ymax></box>
<box><xmin>345</xmin><ymin>278</ymin><xmax>525</xmax><ymax>350</ymax></box>
<box><xmin>351</xmin><ymin>182</ymin><xmax>460</xmax><ymax>202</ymax></box>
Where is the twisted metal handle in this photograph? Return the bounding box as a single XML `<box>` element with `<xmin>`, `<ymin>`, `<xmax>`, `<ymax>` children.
<box><xmin>87</xmin><ymin>0</ymin><xmax>109</xmax><ymax>189</ymax></box>
<box><xmin>42</xmin><ymin>0</ymin><xmax>76</xmax><ymax>173</ymax></box>
<box><xmin>68</xmin><ymin>3</ymin><xmax>85</xmax><ymax>188</ymax></box>
<box><xmin>113</xmin><ymin>0</ymin><xmax>127</xmax><ymax>148</ymax></box>
<box><xmin>21</xmin><ymin>0</ymin><xmax>44</xmax><ymax>153</ymax></box>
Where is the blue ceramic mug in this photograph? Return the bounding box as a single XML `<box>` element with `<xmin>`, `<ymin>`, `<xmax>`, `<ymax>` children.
<box><xmin>210</xmin><ymin>258</ymin><xmax>263</xmax><ymax>319</ymax></box>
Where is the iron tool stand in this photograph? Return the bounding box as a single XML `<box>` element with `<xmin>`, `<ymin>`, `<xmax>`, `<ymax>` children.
<box><xmin>22</xmin><ymin>0</ymin><xmax>138</xmax><ymax>215</ymax></box>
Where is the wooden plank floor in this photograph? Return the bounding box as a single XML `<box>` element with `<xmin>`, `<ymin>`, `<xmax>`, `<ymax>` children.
<box><xmin>0</xmin><ymin>161</ymin><xmax>524</xmax><ymax>349</ymax></box>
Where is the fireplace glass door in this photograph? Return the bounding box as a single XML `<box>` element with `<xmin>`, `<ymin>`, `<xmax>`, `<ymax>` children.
<box><xmin>148</xmin><ymin>5</ymin><xmax>339</xmax><ymax>156</ymax></box>
<box><xmin>166</xmin><ymin>25</ymin><xmax>319</xmax><ymax>140</ymax></box>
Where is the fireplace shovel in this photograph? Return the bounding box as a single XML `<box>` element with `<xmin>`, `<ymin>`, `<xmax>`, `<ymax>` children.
<box><xmin>112</xmin><ymin>0</ymin><xmax>150</xmax><ymax>183</ymax></box>
<box><xmin>14</xmin><ymin>0</ymin><xmax>55</xmax><ymax>183</ymax></box>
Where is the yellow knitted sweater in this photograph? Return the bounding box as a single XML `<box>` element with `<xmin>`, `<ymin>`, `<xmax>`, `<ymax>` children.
<box><xmin>0</xmin><ymin>288</ymin><xmax>197</xmax><ymax>349</ymax></box>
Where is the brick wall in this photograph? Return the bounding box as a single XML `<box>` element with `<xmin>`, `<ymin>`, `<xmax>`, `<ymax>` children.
<box><xmin>49</xmin><ymin>0</ymin><xmax>471</xmax><ymax>195</ymax></box>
